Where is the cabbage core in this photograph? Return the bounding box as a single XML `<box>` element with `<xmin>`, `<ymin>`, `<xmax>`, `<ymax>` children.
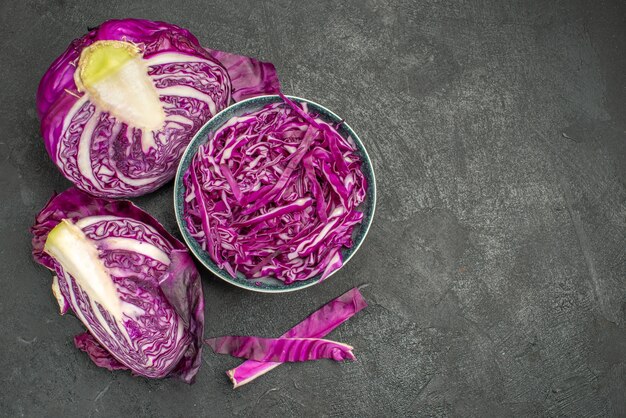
<box><xmin>44</xmin><ymin>219</ymin><xmax>124</xmax><ymax>321</ymax></box>
<box><xmin>75</xmin><ymin>40</ymin><xmax>166</xmax><ymax>142</ymax></box>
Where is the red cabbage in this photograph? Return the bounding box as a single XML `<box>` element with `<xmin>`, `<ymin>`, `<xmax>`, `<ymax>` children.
<box><xmin>226</xmin><ymin>287</ymin><xmax>367</xmax><ymax>388</ymax></box>
<box><xmin>31</xmin><ymin>188</ymin><xmax>204</xmax><ymax>383</ymax></box>
<box><xmin>37</xmin><ymin>18</ymin><xmax>280</xmax><ymax>198</ymax></box>
<box><xmin>205</xmin><ymin>336</ymin><xmax>356</xmax><ymax>362</ymax></box>
<box><xmin>182</xmin><ymin>95</ymin><xmax>367</xmax><ymax>283</ymax></box>
<box><xmin>74</xmin><ymin>331</ymin><xmax>128</xmax><ymax>371</ymax></box>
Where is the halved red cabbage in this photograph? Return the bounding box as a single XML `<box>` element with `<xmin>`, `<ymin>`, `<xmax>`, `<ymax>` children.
<box><xmin>182</xmin><ymin>95</ymin><xmax>367</xmax><ymax>283</ymax></box>
<box><xmin>37</xmin><ymin>18</ymin><xmax>280</xmax><ymax>197</ymax></box>
<box><xmin>31</xmin><ymin>188</ymin><xmax>204</xmax><ymax>383</ymax></box>
<box><xmin>205</xmin><ymin>336</ymin><xmax>355</xmax><ymax>362</ymax></box>
<box><xmin>226</xmin><ymin>287</ymin><xmax>367</xmax><ymax>388</ymax></box>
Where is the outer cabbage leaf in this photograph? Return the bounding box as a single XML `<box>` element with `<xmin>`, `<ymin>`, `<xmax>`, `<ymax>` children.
<box><xmin>74</xmin><ymin>331</ymin><xmax>128</xmax><ymax>371</ymax></box>
<box><xmin>182</xmin><ymin>96</ymin><xmax>367</xmax><ymax>284</ymax></box>
<box><xmin>205</xmin><ymin>336</ymin><xmax>356</xmax><ymax>362</ymax></box>
<box><xmin>226</xmin><ymin>287</ymin><xmax>367</xmax><ymax>388</ymax></box>
<box><xmin>37</xmin><ymin>18</ymin><xmax>280</xmax><ymax>198</ymax></box>
<box><xmin>31</xmin><ymin>188</ymin><xmax>204</xmax><ymax>383</ymax></box>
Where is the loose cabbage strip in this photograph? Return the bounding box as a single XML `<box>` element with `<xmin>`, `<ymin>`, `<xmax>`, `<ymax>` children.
<box><xmin>226</xmin><ymin>287</ymin><xmax>367</xmax><ymax>388</ymax></box>
<box><xmin>205</xmin><ymin>337</ymin><xmax>356</xmax><ymax>362</ymax></box>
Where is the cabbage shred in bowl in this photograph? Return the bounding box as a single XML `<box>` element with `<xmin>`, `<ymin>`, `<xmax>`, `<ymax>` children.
<box><xmin>180</xmin><ymin>95</ymin><xmax>369</xmax><ymax>286</ymax></box>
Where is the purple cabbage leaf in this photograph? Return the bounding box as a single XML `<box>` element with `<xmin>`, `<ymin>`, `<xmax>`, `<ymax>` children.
<box><xmin>205</xmin><ymin>336</ymin><xmax>356</xmax><ymax>362</ymax></box>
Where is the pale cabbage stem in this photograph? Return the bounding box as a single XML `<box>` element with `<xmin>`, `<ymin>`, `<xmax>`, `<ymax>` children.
<box><xmin>74</xmin><ymin>40</ymin><xmax>165</xmax><ymax>152</ymax></box>
<box><xmin>44</xmin><ymin>220</ymin><xmax>125</xmax><ymax>320</ymax></box>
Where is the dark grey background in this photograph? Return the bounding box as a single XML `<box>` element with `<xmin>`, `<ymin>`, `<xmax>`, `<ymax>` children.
<box><xmin>1</xmin><ymin>0</ymin><xmax>624</xmax><ymax>416</ymax></box>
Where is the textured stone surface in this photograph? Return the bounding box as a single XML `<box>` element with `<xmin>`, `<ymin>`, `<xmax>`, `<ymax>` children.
<box><xmin>1</xmin><ymin>1</ymin><xmax>624</xmax><ymax>416</ymax></box>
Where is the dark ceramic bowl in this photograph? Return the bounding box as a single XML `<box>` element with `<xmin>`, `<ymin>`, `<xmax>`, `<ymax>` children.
<box><xmin>174</xmin><ymin>95</ymin><xmax>376</xmax><ymax>293</ymax></box>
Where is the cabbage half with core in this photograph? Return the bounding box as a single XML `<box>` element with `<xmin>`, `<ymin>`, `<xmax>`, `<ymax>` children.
<box><xmin>31</xmin><ymin>188</ymin><xmax>204</xmax><ymax>382</ymax></box>
<box><xmin>37</xmin><ymin>18</ymin><xmax>280</xmax><ymax>197</ymax></box>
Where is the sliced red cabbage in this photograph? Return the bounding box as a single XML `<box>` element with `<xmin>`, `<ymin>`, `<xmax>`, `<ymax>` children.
<box><xmin>37</xmin><ymin>18</ymin><xmax>280</xmax><ymax>198</ymax></box>
<box><xmin>226</xmin><ymin>287</ymin><xmax>367</xmax><ymax>388</ymax></box>
<box><xmin>182</xmin><ymin>96</ymin><xmax>367</xmax><ymax>283</ymax></box>
<box><xmin>31</xmin><ymin>188</ymin><xmax>204</xmax><ymax>383</ymax></box>
<box><xmin>205</xmin><ymin>336</ymin><xmax>356</xmax><ymax>362</ymax></box>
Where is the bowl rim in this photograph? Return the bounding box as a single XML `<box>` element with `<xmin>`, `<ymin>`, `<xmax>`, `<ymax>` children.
<box><xmin>174</xmin><ymin>94</ymin><xmax>377</xmax><ymax>293</ymax></box>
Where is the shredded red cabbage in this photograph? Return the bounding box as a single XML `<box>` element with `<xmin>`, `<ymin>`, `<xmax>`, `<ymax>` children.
<box><xmin>182</xmin><ymin>96</ymin><xmax>367</xmax><ymax>283</ymax></box>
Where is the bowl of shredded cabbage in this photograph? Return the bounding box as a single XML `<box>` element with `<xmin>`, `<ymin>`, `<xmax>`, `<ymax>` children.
<box><xmin>174</xmin><ymin>94</ymin><xmax>376</xmax><ymax>292</ymax></box>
